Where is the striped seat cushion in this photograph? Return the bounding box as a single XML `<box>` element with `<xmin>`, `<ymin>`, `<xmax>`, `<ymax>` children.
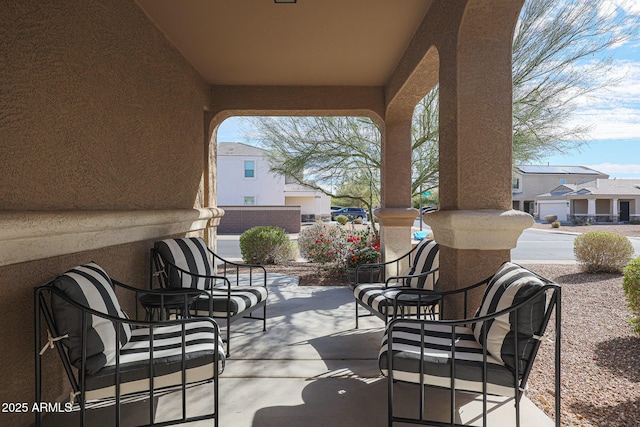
<box><xmin>84</xmin><ymin>321</ymin><xmax>225</xmax><ymax>401</ymax></box>
<box><xmin>354</xmin><ymin>285</ymin><xmax>438</xmax><ymax>319</ymax></box>
<box><xmin>353</xmin><ymin>283</ymin><xmax>416</xmax><ymax>317</ymax></box>
<box><xmin>190</xmin><ymin>286</ymin><xmax>269</xmax><ymax>317</ymax></box>
<box><xmin>403</xmin><ymin>239</ymin><xmax>439</xmax><ymax>289</ymax></box>
<box><xmin>52</xmin><ymin>263</ymin><xmax>132</xmax><ymax>374</ymax></box>
<box><xmin>471</xmin><ymin>262</ymin><xmax>547</xmax><ymax>373</ymax></box>
<box><xmin>379</xmin><ymin>321</ymin><xmax>517</xmax><ymax>397</ymax></box>
<box><xmin>154</xmin><ymin>238</ymin><xmax>215</xmax><ymax>290</ymax></box>
<box><xmin>353</xmin><ymin>283</ymin><xmax>406</xmax><ymax>318</ymax></box>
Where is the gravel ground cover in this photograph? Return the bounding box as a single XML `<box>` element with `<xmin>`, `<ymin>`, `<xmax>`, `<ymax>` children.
<box><xmin>530</xmin><ymin>221</ymin><xmax>640</xmax><ymax>237</ymax></box>
<box><xmin>523</xmin><ymin>263</ymin><xmax>639</xmax><ymax>427</ymax></box>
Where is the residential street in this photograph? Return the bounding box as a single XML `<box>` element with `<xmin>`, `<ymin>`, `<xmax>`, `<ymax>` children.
<box><xmin>217</xmin><ymin>224</ymin><xmax>640</xmax><ymax>263</ymax></box>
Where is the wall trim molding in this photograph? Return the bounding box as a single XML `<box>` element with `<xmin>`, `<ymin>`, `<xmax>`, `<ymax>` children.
<box><xmin>0</xmin><ymin>208</ymin><xmax>225</xmax><ymax>267</ymax></box>
<box><xmin>424</xmin><ymin>209</ymin><xmax>533</xmax><ymax>250</ymax></box>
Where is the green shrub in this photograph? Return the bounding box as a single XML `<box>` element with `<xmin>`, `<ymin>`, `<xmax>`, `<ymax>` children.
<box><xmin>352</xmin><ymin>217</ymin><xmax>363</xmax><ymax>225</ymax></box>
<box><xmin>239</xmin><ymin>226</ymin><xmax>296</xmax><ymax>264</ymax></box>
<box><xmin>336</xmin><ymin>214</ymin><xmax>348</xmax><ymax>225</ymax></box>
<box><xmin>551</xmin><ymin>220</ymin><xmax>561</xmax><ymax>228</ymax></box>
<box><xmin>574</xmin><ymin>231</ymin><xmax>634</xmax><ymax>273</ymax></box>
<box><xmin>623</xmin><ymin>257</ymin><xmax>640</xmax><ymax>335</ymax></box>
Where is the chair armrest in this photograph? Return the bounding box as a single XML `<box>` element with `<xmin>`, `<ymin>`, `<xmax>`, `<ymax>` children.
<box><xmin>385</xmin><ymin>267</ymin><xmax>439</xmax><ymax>288</ymax></box>
<box><xmin>114</xmin><ymin>279</ymin><xmax>213</xmax><ymax>318</ymax></box>
<box><xmin>214</xmin><ymin>259</ymin><xmax>268</xmax><ymax>288</ymax></box>
<box><xmin>152</xmin><ymin>248</ymin><xmax>266</xmax><ymax>289</ymax></box>
<box><xmin>152</xmin><ymin>259</ymin><xmax>236</xmax><ymax>290</ymax></box>
<box><xmin>114</xmin><ymin>279</ymin><xmax>209</xmax><ymax>297</ymax></box>
<box><xmin>354</xmin><ymin>244</ymin><xmax>417</xmax><ymax>272</ymax></box>
<box><xmin>155</xmin><ymin>250</ymin><xmax>267</xmax><ymax>289</ymax></box>
<box><xmin>388</xmin><ymin>284</ymin><xmax>559</xmax><ymax>327</ymax></box>
<box><xmin>355</xmin><ymin>243</ymin><xmax>427</xmax><ymax>283</ymax></box>
<box><xmin>388</xmin><ymin>287</ymin><xmax>441</xmax><ymax>299</ymax></box>
<box><xmin>208</xmin><ymin>247</ymin><xmax>268</xmax><ymax>273</ymax></box>
<box><xmin>45</xmin><ymin>285</ymin><xmax>220</xmax><ymax>330</ymax></box>
<box><xmin>354</xmin><ymin>256</ymin><xmax>414</xmax><ymax>285</ymax></box>
<box><xmin>433</xmin><ymin>276</ymin><xmax>491</xmax><ymax>297</ymax></box>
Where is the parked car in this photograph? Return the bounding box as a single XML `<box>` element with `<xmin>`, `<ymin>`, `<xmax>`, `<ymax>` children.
<box><xmin>331</xmin><ymin>207</ymin><xmax>367</xmax><ymax>221</ymax></box>
<box><xmin>330</xmin><ymin>206</ymin><xmax>343</xmax><ymax>212</ymax></box>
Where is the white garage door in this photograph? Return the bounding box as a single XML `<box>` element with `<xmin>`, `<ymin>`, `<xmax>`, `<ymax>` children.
<box><xmin>538</xmin><ymin>201</ymin><xmax>567</xmax><ymax>221</ymax></box>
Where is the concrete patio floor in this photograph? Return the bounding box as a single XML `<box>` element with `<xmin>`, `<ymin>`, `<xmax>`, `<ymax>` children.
<box><xmin>155</xmin><ymin>273</ymin><xmax>555</xmax><ymax>427</ymax></box>
<box><xmin>39</xmin><ymin>273</ymin><xmax>555</xmax><ymax>426</ymax></box>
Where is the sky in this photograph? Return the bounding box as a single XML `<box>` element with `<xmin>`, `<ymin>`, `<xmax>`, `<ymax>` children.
<box><xmin>218</xmin><ymin>1</ymin><xmax>640</xmax><ymax>180</ymax></box>
<box><xmin>541</xmin><ymin>37</ymin><xmax>640</xmax><ymax>179</ymax></box>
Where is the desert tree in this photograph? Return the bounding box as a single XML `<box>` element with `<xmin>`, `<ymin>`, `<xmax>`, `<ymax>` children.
<box><xmin>250</xmin><ymin>116</ymin><xmax>381</xmax><ymax>227</ymax></box>
<box><xmin>244</xmin><ymin>0</ymin><xmax>640</xmax><ymax>212</ymax></box>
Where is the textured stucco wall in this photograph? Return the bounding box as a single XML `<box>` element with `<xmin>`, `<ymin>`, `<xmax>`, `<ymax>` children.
<box><xmin>1</xmin><ymin>1</ymin><xmax>209</xmax><ymax>210</ymax></box>
<box><xmin>0</xmin><ymin>1</ymin><xmax>211</xmax><ymax>425</ymax></box>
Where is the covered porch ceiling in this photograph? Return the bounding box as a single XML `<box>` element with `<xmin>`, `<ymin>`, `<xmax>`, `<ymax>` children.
<box><xmin>135</xmin><ymin>0</ymin><xmax>432</xmax><ymax>87</ymax></box>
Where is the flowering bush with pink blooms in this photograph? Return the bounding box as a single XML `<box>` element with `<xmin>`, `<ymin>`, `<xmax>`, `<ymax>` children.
<box><xmin>298</xmin><ymin>222</ymin><xmax>350</xmax><ymax>264</ymax></box>
<box><xmin>298</xmin><ymin>222</ymin><xmax>380</xmax><ymax>270</ymax></box>
<box><xmin>344</xmin><ymin>228</ymin><xmax>380</xmax><ymax>268</ymax></box>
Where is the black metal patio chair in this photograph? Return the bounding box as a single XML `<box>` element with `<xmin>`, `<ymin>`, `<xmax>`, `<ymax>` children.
<box><xmin>353</xmin><ymin>239</ymin><xmax>440</xmax><ymax>327</ymax></box>
<box><xmin>151</xmin><ymin>237</ymin><xmax>268</xmax><ymax>356</ymax></box>
<box><xmin>35</xmin><ymin>262</ymin><xmax>225</xmax><ymax>427</ymax></box>
<box><xmin>379</xmin><ymin>261</ymin><xmax>561</xmax><ymax>427</ymax></box>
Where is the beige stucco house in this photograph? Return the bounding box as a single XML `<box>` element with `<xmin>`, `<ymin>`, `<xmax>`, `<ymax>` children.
<box><xmin>2</xmin><ymin>1</ymin><xmax>534</xmax><ymax>424</ymax></box>
<box><xmin>512</xmin><ymin>165</ymin><xmax>608</xmax><ymax>215</ymax></box>
<box><xmin>536</xmin><ymin>179</ymin><xmax>640</xmax><ymax>223</ymax></box>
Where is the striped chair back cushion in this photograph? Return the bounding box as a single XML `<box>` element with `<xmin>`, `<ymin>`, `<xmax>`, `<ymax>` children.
<box><xmin>472</xmin><ymin>262</ymin><xmax>547</xmax><ymax>373</ymax></box>
<box><xmin>403</xmin><ymin>239</ymin><xmax>439</xmax><ymax>289</ymax></box>
<box><xmin>154</xmin><ymin>238</ymin><xmax>214</xmax><ymax>290</ymax></box>
<box><xmin>51</xmin><ymin>262</ymin><xmax>132</xmax><ymax>374</ymax></box>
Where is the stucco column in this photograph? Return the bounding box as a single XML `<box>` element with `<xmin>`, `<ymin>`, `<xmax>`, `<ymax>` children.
<box><xmin>375</xmin><ymin>117</ymin><xmax>417</xmax><ymax>275</ymax></box>
<box><xmin>613</xmin><ymin>198</ymin><xmax>619</xmax><ymax>222</ymax></box>
<box><xmin>425</xmin><ymin>1</ymin><xmax>530</xmax><ymax>319</ymax></box>
<box><xmin>205</xmin><ymin>112</ymin><xmax>218</xmax><ymax>251</ymax></box>
<box><xmin>587</xmin><ymin>198</ymin><xmax>596</xmax><ymax>222</ymax></box>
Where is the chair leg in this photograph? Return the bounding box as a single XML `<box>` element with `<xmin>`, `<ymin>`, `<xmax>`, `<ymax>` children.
<box><xmin>263</xmin><ymin>303</ymin><xmax>267</xmax><ymax>332</ymax></box>
<box><xmin>226</xmin><ymin>318</ymin><xmax>231</xmax><ymax>357</ymax></box>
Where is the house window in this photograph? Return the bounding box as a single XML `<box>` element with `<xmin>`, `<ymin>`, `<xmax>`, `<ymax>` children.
<box><xmin>560</xmin><ymin>179</ymin><xmax>566</xmax><ymax>185</ymax></box>
<box><xmin>244</xmin><ymin>160</ymin><xmax>255</xmax><ymax>178</ymax></box>
<box><xmin>512</xmin><ymin>178</ymin><xmax>520</xmax><ymax>190</ymax></box>
<box><xmin>244</xmin><ymin>196</ymin><xmax>255</xmax><ymax>206</ymax></box>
